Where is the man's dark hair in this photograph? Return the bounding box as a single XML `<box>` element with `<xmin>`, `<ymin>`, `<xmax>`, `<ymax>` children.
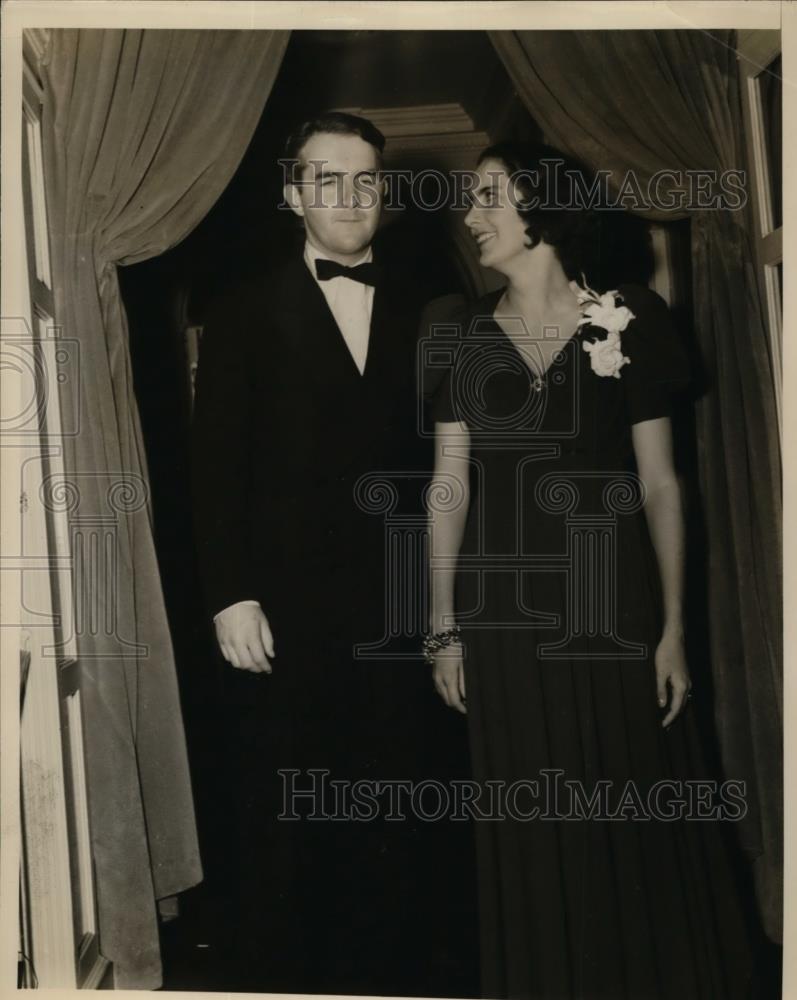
<box><xmin>284</xmin><ymin>111</ymin><xmax>386</xmax><ymax>178</ymax></box>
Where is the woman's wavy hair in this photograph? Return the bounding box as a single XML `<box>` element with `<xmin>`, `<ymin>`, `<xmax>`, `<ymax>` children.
<box><xmin>477</xmin><ymin>141</ymin><xmax>653</xmax><ymax>288</ymax></box>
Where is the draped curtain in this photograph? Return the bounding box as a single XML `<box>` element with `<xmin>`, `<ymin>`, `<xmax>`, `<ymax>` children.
<box><xmin>40</xmin><ymin>28</ymin><xmax>289</xmax><ymax>986</ymax></box>
<box><xmin>491</xmin><ymin>29</ymin><xmax>782</xmax><ymax>940</ymax></box>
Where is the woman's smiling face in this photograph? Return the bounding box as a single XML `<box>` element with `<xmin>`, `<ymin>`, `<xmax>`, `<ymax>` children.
<box><xmin>464</xmin><ymin>158</ymin><xmax>532</xmax><ymax>274</ymax></box>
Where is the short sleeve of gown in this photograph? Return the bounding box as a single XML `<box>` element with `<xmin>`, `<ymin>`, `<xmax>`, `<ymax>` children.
<box><xmin>617</xmin><ymin>284</ymin><xmax>690</xmax><ymax>425</ymax></box>
<box><xmin>431</xmin><ymin>369</ymin><xmax>457</xmax><ymax>423</ymax></box>
<box><xmin>418</xmin><ymin>293</ymin><xmax>469</xmax><ymax>424</ymax></box>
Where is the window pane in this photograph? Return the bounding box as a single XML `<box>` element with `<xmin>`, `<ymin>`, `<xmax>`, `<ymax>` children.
<box><xmin>23</xmin><ymin>108</ymin><xmax>53</xmax><ymax>289</ymax></box>
<box><xmin>66</xmin><ymin>690</ymin><xmax>96</xmax><ymax>939</ymax></box>
<box><xmin>759</xmin><ymin>54</ymin><xmax>782</xmax><ymax>229</ymax></box>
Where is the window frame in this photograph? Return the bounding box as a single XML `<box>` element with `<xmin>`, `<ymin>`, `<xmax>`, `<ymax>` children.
<box><xmin>737</xmin><ymin>29</ymin><xmax>783</xmax><ymax>430</ymax></box>
<box><xmin>18</xmin><ymin>32</ymin><xmax>109</xmax><ymax>990</ymax></box>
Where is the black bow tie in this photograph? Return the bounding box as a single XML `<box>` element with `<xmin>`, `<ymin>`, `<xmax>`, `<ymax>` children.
<box><xmin>315</xmin><ymin>258</ymin><xmax>382</xmax><ymax>286</ymax></box>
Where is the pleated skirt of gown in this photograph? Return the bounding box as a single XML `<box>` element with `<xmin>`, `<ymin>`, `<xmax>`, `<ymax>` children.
<box><xmin>460</xmin><ymin>492</ymin><xmax>754</xmax><ymax>1000</ymax></box>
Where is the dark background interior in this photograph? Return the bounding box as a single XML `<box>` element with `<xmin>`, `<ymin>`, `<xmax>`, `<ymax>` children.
<box><xmin>118</xmin><ymin>29</ymin><xmax>779</xmax><ymax>996</ymax></box>
<box><xmin>119</xmin><ymin>32</ymin><xmax>522</xmax><ymax>992</ymax></box>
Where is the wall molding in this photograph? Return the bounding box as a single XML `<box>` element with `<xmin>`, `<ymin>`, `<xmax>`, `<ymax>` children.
<box><xmin>341</xmin><ymin>102</ymin><xmax>490</xmax><ymax>160</ymax></box>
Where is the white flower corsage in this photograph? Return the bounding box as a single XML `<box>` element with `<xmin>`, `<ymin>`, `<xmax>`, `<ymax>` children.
<box><xmin>575</xmin><ymin>279</ymin><xmax>634</xmax><ymax>379</ymax></box>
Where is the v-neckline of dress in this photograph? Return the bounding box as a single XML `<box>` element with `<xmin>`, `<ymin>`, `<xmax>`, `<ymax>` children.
<box><xmin>490</xmin><ymin>290</ymin><xmax>585</xmax><ymax>384</ymax></box>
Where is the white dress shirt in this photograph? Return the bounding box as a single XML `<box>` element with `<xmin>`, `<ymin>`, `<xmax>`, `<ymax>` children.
<box><xmin>213</xmin><ymin>240</ymin><xmax>376</xmax><ymax>623</ymax></box>
<box><xmin>303</xmin><ymin>240</ymin><xmax>375</xmax><ymax>376</ymax></box>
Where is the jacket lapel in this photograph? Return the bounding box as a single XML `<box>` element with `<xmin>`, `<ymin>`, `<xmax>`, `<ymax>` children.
<box><xmin>271</xmin><ymin>250</ymin><xmax>414</xmax><ymax>409</ymax></box>
<box><xmin>363</xmin><ymin>257</ymin><xmax>413</xmax><ymax>387</ymax></box>
<box><xmin>274</xmin><ymin>253</ymin><xmax>366</xmax><ymax>386</ymax></box>
<box><xmin>265</xmin><ymin>250</ymin><xmax>419</xmax><ymax>478</ymax></box>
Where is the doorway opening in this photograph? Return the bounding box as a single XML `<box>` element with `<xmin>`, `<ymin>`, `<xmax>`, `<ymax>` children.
<box><xmin>119</xmin><ymin>30</ymin><xmax>674</xmax><ymax>992</ymax></box>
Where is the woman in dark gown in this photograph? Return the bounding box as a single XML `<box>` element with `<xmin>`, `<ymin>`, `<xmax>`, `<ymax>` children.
<box><xmin>426</xmin><ymin>143</ymin><xmax>753</xmax><ymax>999</ymax></box>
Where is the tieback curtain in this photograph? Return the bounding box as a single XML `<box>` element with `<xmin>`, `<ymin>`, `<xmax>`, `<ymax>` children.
<box><xmin>41</xmin><ymin>28</ymin><xmax>289</xmax><ymax>987</ymax></box>
<box><xmin>491</xmin><ymin>28</ymin><xmax>782</xmax><ymax>942</ymax></box>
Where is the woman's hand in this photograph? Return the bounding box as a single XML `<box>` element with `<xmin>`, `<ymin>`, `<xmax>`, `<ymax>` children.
<box><xmin>432</xmin><ymin>645</ymin><xmax>467</xmax><ymax>714</ymax></box>
<box><xmin>655</xmin><ymin>628</ymin><xmax>691</xmax><ymax>727</ymax></box>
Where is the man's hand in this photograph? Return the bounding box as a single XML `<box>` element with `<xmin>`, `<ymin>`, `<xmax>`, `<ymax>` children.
<box><xmin>214</xmin><ymin>603</ymin><xmax>275</xmax><ymax>674</ymax></box>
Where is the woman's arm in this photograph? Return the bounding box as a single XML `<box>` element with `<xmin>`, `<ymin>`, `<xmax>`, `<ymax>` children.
<box><xmin>427</xmin><ymin>420</ymin><xmax>471</xmax><ymax>713</ymax></box>
<box><xmin>632</xmin><ymin>416</ymin><xmax>692</xmax><ymax>727</ymax></box>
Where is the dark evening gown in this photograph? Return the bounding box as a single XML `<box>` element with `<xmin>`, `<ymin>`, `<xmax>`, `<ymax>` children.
<box><xmin>431</xmin><ymin>285</ymin><xmax>753</xmax><ymax>999</ymax></box>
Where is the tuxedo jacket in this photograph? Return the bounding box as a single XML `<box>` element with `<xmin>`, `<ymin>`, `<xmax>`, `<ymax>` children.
<box><xmin>190</xmin><ymin>251</ymin><xmax>432</xmax><ymax>631</ymax></box>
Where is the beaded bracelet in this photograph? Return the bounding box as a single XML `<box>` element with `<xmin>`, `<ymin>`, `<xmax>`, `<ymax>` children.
<box><xmin>422</xmin><ymin>625</ymin><xmax>462</xmax><ymax>665</ymax></box>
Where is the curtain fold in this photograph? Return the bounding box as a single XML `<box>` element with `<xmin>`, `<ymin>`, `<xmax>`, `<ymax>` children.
<box><xmin>491</xmin><ymin>29</ymin><xmax>782</xmax><ymax>941</ymax></box>
<box><xmin>41</xmin><ymin>27</ymin><xmax>289</xmax><ymax>987</ymax></box>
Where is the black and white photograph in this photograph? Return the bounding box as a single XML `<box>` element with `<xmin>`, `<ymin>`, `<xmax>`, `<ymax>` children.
<box><xmin>1</xmin><ymin>2</ymin><xmax>791</xmax><ymax>997</ymax></box>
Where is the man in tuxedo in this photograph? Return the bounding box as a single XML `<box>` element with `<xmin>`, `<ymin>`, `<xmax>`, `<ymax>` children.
<box><xmin>191</xmin><ymin>112</ymin><xmax>473</xmax><ymax>995</ymax></box>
